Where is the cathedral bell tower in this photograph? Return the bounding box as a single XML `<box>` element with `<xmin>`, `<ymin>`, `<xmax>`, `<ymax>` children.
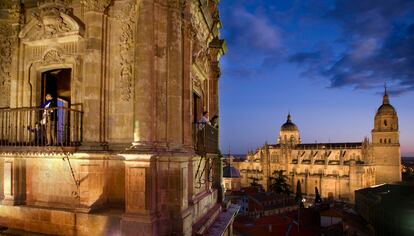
<box><xmin>371</xmin><ymin>85</ymin><xmax>401</xmax><ymax>184</ymax></box>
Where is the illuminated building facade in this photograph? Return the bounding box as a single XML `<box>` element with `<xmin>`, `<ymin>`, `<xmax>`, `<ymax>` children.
<box><xmin>0</xmin><ymin>0</ymin><xmax>236</xmax><ymax>235</ymax></box>
<box><xmin>234</xmin><ymin>89</ymin><xmax>401</xmax><ymax>202</ymax></box>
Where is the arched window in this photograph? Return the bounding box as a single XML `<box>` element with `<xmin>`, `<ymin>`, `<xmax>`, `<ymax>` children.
<box><xmin>380</xmin><ymin>139</ymin><xmax>382</xmax><ymax>143</ymax></box>
<box><xmin>384</xmin><ymin>120</ymin><xmax>388</xmax><ymax>127</ymax></box>
<box><xmin>388</xmin><ymin>138</ymin><xmax>391</xmax><ymax>143</ymax></box>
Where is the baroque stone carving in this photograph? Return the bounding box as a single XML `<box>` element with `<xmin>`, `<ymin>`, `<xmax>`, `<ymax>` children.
<box><xmin>6</xmin><ymin>1</ymin><xmax>22</xmax><ymax>20</ymax></box>
<box><xmin>19</xmin><ymin>1</ymin><xmax>82</xmax><ymax>42</ymax></box>
<box><xmin>42</xmin><ymin>49</ymin><xmax>64</xmax><ymax>65</ymax></box>
<box><xmin>192</xmin><ymin>77</ymin><xmax>202</xmax><ymax>90</ymax></box>
<box><xmin>0</xmin><ymin>24</ymin><xmax>16</xmax><ymax>107</ymax></box>
<box><xmin>116</xmin><ymin>1</ymin><xmax>137</xmax><ymax>102</ymax></box>
<box><xmin>80</xmin><ymin>0</ymin><xmax>111</xmax><ymax>12</ymax></box>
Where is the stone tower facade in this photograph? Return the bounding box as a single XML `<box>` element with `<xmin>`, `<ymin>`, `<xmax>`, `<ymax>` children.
<box><xmin>0</xmin><ymin>1</ymin><xmax>237</xmax><ymax>235</ymax></box>
<box><xmin>372</xmin><ymin>86</ymin><xmax>401</xmax><ymax>184</ymax></box>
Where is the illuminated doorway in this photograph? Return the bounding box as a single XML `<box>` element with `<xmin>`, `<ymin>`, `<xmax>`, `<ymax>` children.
<box><xmin>41</xmin><ymin>69</ymin><xmax>71</xmax><ymax>144</ymax></box>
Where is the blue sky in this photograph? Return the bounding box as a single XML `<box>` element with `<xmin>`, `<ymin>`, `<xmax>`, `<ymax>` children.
<box><xmin>218</xmin><ymin>0</ymin><xmax>414</xmax><ymax>156</ymax></box>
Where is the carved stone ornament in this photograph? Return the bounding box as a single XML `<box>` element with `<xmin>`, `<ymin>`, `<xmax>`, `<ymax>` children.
<box><xmin>6</xmin><ymin>1</ymin><xmax>22</xmax><ymax>20</ymax></box>
<box><xmin>0</xmin><ymin>24</ymin><xmax>16</xmax><ymax>107</ymax></box>
<box><xmin>18</xmin><ymin>1</ymin><xmax>83</xmax><ymax>42</ymax></box>
<box><xmin>192</xmin><ymin>77</ymin><xmax>202</xmax><ymax>90</ymax></box>
<box><xmin>42</xmin><ymin>49</ymin><xmax>64</xmax><ymax>65</ymax></box>
<box><xmin>115</xmin><ymin>1</ymin><xmax>137</xmax><ymax>102</ymax></box>
<box><xmin>80</xmin><ymin>0</ymin><xmax>111</xmax><ymax>12</ymax></box>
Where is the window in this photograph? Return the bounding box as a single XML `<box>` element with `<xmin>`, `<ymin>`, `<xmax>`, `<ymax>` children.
<box><xmin>388</xmin><ymin>138</ymin><xmax>391</xmax><ymax>143</ymax></box>
<box><xmin>384</xmin><ymin>120</ymin><xmax>388</xmax><ymax>126</ymax></box>
<box><xmin>380</xmin><ymin>139</ymin><xmax>382</xmax><ymax>143</ymax></box>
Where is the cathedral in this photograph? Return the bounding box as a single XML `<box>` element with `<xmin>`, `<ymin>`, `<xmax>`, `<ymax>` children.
<box><xmin>0</xmin><ymin>0</ymin><xmax>236</xmax><ymax>235</ymax></box>
<box><xmin>234</xmin><ymin>88</ymin><xmax>401</xmax><ymax>202</ymax></box>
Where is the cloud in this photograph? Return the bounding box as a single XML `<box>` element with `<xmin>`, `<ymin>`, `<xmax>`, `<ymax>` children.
<box><xmin>219</xmin><ymin>3</ymin><xmax>285</xmax><ymax>79</ymax></box>
<box><xmin>288</xmin><ymin>0</ymin><xmax>414</xmax><ymax>94</ymax></box>
<box><xmin>224</xmin><ymin>6</ymin><xmax>281</xmax><ymax>52</ymax></box>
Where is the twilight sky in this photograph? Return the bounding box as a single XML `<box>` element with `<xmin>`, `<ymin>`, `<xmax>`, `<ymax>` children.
<box><xmin>218</xmin><ymin>0</ymin><xmax>414</xmax><ymax>156</ymax></box>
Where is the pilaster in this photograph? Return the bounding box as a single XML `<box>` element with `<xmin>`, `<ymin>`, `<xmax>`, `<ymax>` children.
<box><xmin>81</xmin><ymin>1</ymin><xmax>111</xmax><ymax>147</ymax></box>
<box><xmin>132</xmin><ymin>0</ymin><xmax>155</xmax><ymax>148</ymax></box>
<box><xmin>120</xmin><ymin>151</ymin><xmax>194</xmax><ymax>236</ymax></box>
<box><xmin>1</xmin><ymin>157</ymin><xmax>26</xmax><ymax>205</ymax></box>
<box><xmin>166</xmin><ymin>2</ymin><xmax>183</xmax><ymax>149</ymax></box>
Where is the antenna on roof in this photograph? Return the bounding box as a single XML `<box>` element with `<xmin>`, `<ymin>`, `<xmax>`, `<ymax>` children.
<box><xmin>226</xmin><ymin>144</ymin><xmax>232</xmax><ymax>166</ymax></box>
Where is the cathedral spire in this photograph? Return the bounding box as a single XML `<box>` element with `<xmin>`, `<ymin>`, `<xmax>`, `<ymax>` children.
<box><xmin>287</xmin><ymin>112</ymin><xmax>292</xmax><ymax>122</ymax></box>
<box><xmin>383</xmin><ymin>82</ymin><xmax>389</xmax><ymax>105</ymax></box>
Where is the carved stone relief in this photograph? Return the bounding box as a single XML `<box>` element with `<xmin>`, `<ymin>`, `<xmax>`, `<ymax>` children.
<box><xmin>80</xmin><ymin>0</ymin><xmax>111</xmax><ymax>12</ymax></box>
<box><xmin>0</xmin><ymin>24</ymin><xmax>16</xmax><ymax>107</ymax></box>
<box><xmin>190</xmin><ymin>2</ymin><xmax>212</xmax><ymax>76</ymax></box>
<box><xmin>115</xmin><ymin>1</ymin><xmax>137</xmax><ymax>102</ymax></box>
<box><xmin>19</xmin><ymin>1</ymin><xmax>82</xmax><ymax>42</ymax></box>
<box><xmin>192</xmin><ymin>77</ymin><xmax>202</xmax><ymax>94</ymax></box>
<box><xmin>42</xmin><ymin>49</ymin><xmax>65</xmax><ymax>65</ymax></box>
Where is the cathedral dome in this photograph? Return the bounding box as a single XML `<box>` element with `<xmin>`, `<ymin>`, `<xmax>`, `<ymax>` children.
<box><xmin>281</xmin><ymin>113</ymin><xmax>298</xmax><ymax>131</ymax></box>
<box><xmin>223</xmin><ymin>166</ymin><xmax>240</xmax><ymax>178</ymax></box>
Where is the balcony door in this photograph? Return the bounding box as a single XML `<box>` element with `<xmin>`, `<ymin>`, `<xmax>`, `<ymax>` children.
<box><xmin>193</xmin><ymin>92</ymin><xmax>202</xmax><ymax>123</ymax></box>
<box><xmin>41</xmin><ymin>69</ymin><xmax>71</xmax><ymax>145</ymax></box>
<box><xmin>41</xmin><ymin>68</ymin><xmax>71</xmax><ymax>105</ymax></box>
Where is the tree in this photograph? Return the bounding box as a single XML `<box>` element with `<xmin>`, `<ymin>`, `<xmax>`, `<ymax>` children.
<box><xmin>268</xmin><ymin>170</ymin><xmax>291</xmax><ymax>195</ymax></box>
<box><xmin>248</xmin><ymin>177</ymin><xmax>264</xmax><ymax>190</ymax></box>
<box><xmin>295</xmin><ymin>180</ymin><xmax>304</xmax><ymax>207</ymax></box>
<box><xmin>314</xmin><ymin>187</ymin><xmax>322</xmax><ymax>204</ymax></box>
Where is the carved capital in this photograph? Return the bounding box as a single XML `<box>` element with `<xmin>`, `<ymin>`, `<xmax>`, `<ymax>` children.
<box><xmin>81</xmin><ymin>0</ymin><xmax>111</xmax><ymax>12</ymax></box>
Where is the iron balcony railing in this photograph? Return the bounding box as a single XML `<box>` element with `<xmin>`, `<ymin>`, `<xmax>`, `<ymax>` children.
<box><xmin>193</xmin><ymin>122</ymin><xmax>219</xmax><ymax>155</ymax></box>
<box><xmin>0</xmin><ymin>107</ymin><xmax>83</xmax><ymax>147</ymax></box>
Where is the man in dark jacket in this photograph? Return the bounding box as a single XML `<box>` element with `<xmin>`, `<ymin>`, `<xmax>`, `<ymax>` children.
<box><xmin>40</xmin><ymin>94</ymin><xmax>57</xmax><ymax>145</ymax></box>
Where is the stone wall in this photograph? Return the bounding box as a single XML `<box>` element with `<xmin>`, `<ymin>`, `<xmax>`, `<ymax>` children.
<box><xmin>0</xmin><ymin>0</ymin><xmax>228</xmax><ymax>235</ymax></box>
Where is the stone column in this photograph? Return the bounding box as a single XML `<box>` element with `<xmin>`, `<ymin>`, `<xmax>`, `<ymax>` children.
<box><xmin>81</xmin><ymin>0</ymin><xmax>111</xmax><ymax>148</ymax></box>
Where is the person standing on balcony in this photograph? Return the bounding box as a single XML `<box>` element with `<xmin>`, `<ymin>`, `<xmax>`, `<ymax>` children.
<box><xmin>198</xmin><ymin>111</ymin><xmax>210</xmax><ymax>129</ymax></box>
<box><xmin>210</xmin><ymin>115</ymin><xmax>219</xmax><ymax>128</ymax></box>
<box><xmin>40</xmin><ymin>94</ymin><xmax>57</xmax><ymax>145</ymax></box>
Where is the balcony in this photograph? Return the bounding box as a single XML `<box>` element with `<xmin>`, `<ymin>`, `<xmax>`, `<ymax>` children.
<box><xmin>0</xmin><ymin>107</ymin><xmax>83</xmax><ymax>148</ymax></box>
<box><xmin>194</xmin><ymin>123</ymin><xmax>219</xmax><ymax>155</ymax></box>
